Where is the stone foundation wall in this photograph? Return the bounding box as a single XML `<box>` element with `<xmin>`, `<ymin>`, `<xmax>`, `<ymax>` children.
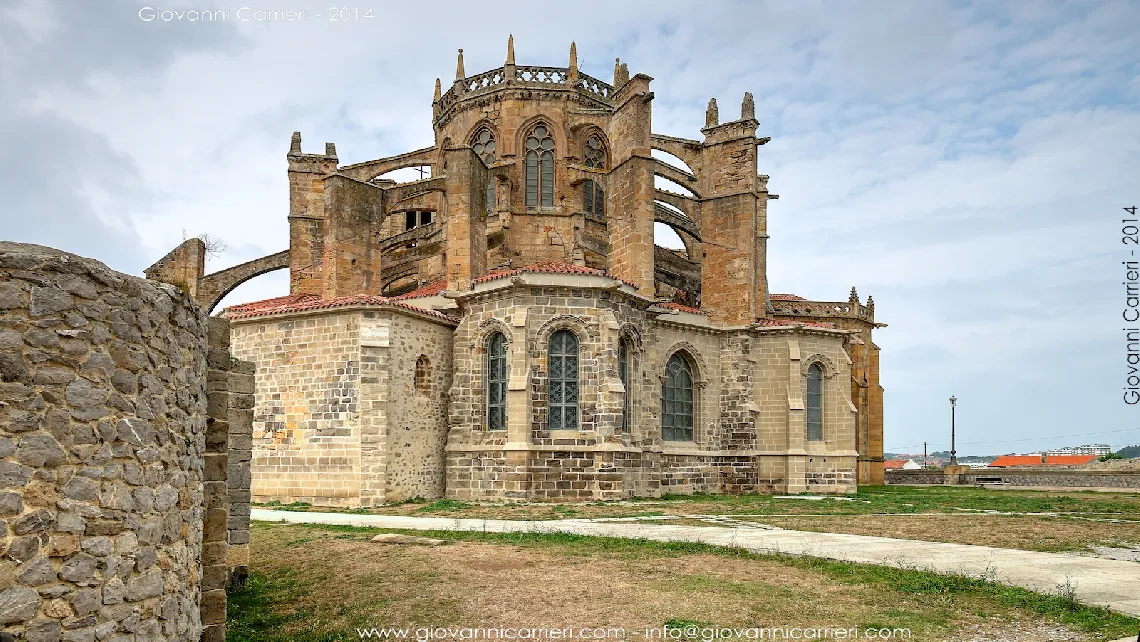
<box><xmin>0</xmin><ymin>242</ymin><xmax>251</xmax><ymax>642</ymax></box>
<box><xmin>886</xmin><ymin>468</ymin><xmax>1140</xmax><ymax>489</ymax></box>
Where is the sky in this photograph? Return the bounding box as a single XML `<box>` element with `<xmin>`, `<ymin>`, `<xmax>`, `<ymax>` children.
<box><xmin>2</xmin><ymin>0</ymin><xmax>1139</xmax><ymax>456</ymax></box>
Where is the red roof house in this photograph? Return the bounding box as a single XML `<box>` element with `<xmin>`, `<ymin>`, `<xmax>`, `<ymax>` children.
<box><xmin>988</xmin><ymin>454</ymin><xmax>1097</xmax><ymax>467</ymax></box>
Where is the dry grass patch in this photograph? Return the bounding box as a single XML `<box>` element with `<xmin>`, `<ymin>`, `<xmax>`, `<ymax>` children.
<box><xmin>228</xmin><ymin>523</ymin><xmax>1137</xmax><ymax>642</ymax></box>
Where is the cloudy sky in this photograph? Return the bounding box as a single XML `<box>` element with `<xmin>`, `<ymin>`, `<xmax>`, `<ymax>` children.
<box><xmin>3</xmin><ymin>0</ymin><xmax>1138</xmax><ymax>455</ymax></box>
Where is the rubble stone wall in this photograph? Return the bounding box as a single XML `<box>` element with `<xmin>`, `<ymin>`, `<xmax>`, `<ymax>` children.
<box><xmin>886</xmin><ymin>468</ymin><xmax>1140</xmax><ymax>489</ymax></box>
<box><xmin>0</xmin><ymin>241</ymin><xmax>250</xmax><ymax>641</ymax></box>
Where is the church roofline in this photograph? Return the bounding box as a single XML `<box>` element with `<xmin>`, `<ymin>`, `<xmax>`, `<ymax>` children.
<box><xmin>221</xmin><ymin>292</ymin><xmax>459</xmax><ymax>325</ymax></box>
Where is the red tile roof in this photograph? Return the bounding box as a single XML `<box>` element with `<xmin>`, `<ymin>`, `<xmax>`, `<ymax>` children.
<box><xmin>655</xmin><ymin>302</ymin><xmax>706</xmax><ymax>315</ymax></box>
<box><xmin>770</xmin><ymin>293</ymin><xmax>806</xmax><ymax>301</ymax></box>
<box><xmin>883</xmin><ymin>459</ymin><xmax>909</xmax><ymax>470</ymax></box>
<box><xmin>222</xmin><ymin>292</ymin><xmax>457</xmax><ymax>323</ymax></box>
<box><xmin>473</xmin><ymin>262</ymin><xmax>638</xmax><ymax>288</ymax></box>
<box><xmin>392</xmin><ymin>279</ymin><xmax>447</xmax><ymax>300</ymax></box>
<box><xmin>1044</xmin><ymin>454</ymin><xmax>1098</xmax><ymax>465</ymax></box>
<box><xmin>988</xmin><ymin>454</ymin><xmax>1097</xmax><ymax>467</ymax></box>
<box><xmin>754</xmin><ymin>317</ymin><xmax>837</xmax><ymax>329</ymax></box>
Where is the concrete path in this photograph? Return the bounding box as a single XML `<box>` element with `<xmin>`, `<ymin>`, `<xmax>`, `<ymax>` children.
<box><xmin>252</xmin><ymin>509</ymin><xmax>1140</xmax><ymax>619</ymax></box>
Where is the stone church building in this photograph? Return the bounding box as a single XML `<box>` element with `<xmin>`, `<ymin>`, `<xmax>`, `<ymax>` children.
<box><xmin>146</xmin><ymin>39</ymin><xmax>885</xmax><ymax>506</ymax></box>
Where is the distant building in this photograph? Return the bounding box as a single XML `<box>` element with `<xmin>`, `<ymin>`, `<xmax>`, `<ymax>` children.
<box><xmin>884</xmin><ymin>459</ymin><xmax>921</xmax><ymax>470</ymax></box>
<box><xmin>1046</xmin><ymin>444</ymin><xmax>1112</xmax><ymax>457</ymax></box>
<box><xmin>989</xmin><ymin>454</ymin><xmax>1097</xmax><ymax>467</ymax></box>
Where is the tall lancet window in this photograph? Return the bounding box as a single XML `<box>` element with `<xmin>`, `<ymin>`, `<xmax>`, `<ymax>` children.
<box><xmin>472</xmin><ymin>127</ymin><xmax>496</xmax><ymax>212</ymax></box>
<box><xmin>619</xmin><ymin>338</ymin><xmax>630</xmax><ymax>432</ymax></box>
<box><xmin>525</xmin><ymin>125</ymin><xmax>555</xmax><ymax>207</ymax></box>
<box><xmin>662</xmin><ymin>353</ymin><xmax>695</xmax><ymax>442</ymax></box>
<box><xmin>487</xmin><ymin>332</ymin><xmax>508</xmax><ymax>431</ymax></box>
<box><xmin>547</xmin><ymin>330</ymin><xmax>579</xmax><ymax>430</ymax></box>
<box><xmin>806</xmin><ymin>363</ymin><xmax>823</xmax><ymax>441</ymax></box>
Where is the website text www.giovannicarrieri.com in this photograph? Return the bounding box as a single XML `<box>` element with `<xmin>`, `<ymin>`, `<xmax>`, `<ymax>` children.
<box><xmin>354</xmin><ymin>626</ymin><xmax>913</xmax><ymax>640</ymax></box>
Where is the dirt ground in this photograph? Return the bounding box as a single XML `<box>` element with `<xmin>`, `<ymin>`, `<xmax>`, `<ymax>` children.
<box><xmin>228</xmin><ymin>522</ymin><xmax>1134</xmax><ymax>642</ymax></box>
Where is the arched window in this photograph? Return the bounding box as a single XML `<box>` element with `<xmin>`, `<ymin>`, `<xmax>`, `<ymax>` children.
<box><xmin>414</xmin><ymin>356</ymin><xmax>431</xmax><ymax>396</ymax></box>
<box><xmin>487</xmin><ymin>333</ymin><xmax>508</xmax><ymax>431</ymax></box>
<box><xmin>618</xmin><ymin>338</ymin><xmax>630</xmax><ymax>432</ymax></box>
<box><xmin>583</xmin><ymin>179</ymin><xmax>604</xmax><ymax>217</ymax></box>
<box><xmin>806</xmin><ymin>363</ymin><xmax>823</xmax><ymax>441</ymax></box>
<box><xmin>662</xmin><ymin>353</ymin><xmax>694</xmax><ymax>441</ymax></box>
<box><xmin>584</xmin><ymin>134</ymin><xmax>606</xmax><ymax>169</ymax></box>
<box><xmin>547</xmin><ymin>330</ymin><xmax>579</xmax><ymax>430</ymax></box>
<box><xmin>472</xmin><ymin>128</ymin><xmax>496</xmax><ymax>163</ymax></box>
<box><xmin>472</xmin><ymin>128</ymin><xmax>497</xmax><ymax>213</ymax></box>
<box><xmin>525</xmin><ymin>125</ymin><xmax>555</xmax><ymax>207</ymax></box>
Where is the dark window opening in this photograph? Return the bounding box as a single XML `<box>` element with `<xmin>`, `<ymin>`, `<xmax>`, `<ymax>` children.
<box><xmin>584</xmin><ymin>179</ymin><xmax>605</xmax><ymax>217</ymax></box>
<box><xmin>403</xmin><ymin>210</ymin><xmax>434</xmax><ymax>232</ymax></box>
<box><xmin>414</xmin><ymin>356</ymin><xmax>431</xmax><ymax>396</ymax></box>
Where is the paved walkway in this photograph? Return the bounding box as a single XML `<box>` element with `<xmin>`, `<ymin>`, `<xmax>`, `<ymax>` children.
<box><xmin>252</xmin><ymin>509</ymin><xmax>1140</xmax><ymax>619</ymax></box>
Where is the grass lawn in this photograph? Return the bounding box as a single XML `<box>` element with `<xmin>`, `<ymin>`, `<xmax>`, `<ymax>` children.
<box><xmin>257</xmin><ymin>485</ymin><xmax>1140</xmax><ymax>521</ymax></box>
<box><xmin>253</xmin><ymin>486</ymin><xmax>1140</xmax><ymax>555</ymax></box>
<box><xmin>228</xmin><ymin>522</ymin><xmax>1139</xmax><ymax>642</ymax></box>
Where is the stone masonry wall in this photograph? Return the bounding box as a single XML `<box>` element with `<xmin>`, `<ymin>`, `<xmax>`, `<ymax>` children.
<box><xmin>445</xmin><ymin>280</ymin><xmax>858</xmax><ymax>500</ymax></box>
<box><xmin>231</xmin><ymin>306</ymin><xmax>455</xmax><ymax>507</ymax></box>
<box><xmin>0</xmin><ymin>241</ymin><xmax>250</xmax><ymax>642</ymax></box>
<box><xmin>230</xmin><ymin>311</ymin><xmax>363</xmax><ymax>507</ymax></box>
<box><xmin>886</xmin><ymin>468</ymin><xmax>1140</xmax><ymax>489</ymax></box>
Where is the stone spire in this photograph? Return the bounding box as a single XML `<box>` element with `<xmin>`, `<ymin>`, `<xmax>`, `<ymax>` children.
<box><xmin>867</xmin><ymin>295</ymin><xmax>875</xmax><ymax>309</ymax></box>
<box><xmin>849</xmin><ymin>286</ymin><xmax>859</xmax><ymax>303</ymax></box>
<box><xmin>568</xmin><ymin>41</ymin><xmax>578</xmax><ymax>79</ymax></box>
<box><xmin>742</xmin><ymin>91</ymin><xmax>755</xmax><ymax>121</ymax></box>
<box><xmin>705</xmin><ymin>98</ymin><xmax>719</xmax><ymax>127</ymax></box>
<box><xmin>506</xmin><ymin>34</ymin><xmax>515</xmax><ymax>65</ymax></box>
<box><xmin>289</xmin><ymin>131</ymin><xmax>301</xmax><ymax>154</ymax></box>
<box><xmin>455</xmin><ymin>48</ymin><xmax>465</xmax><ymax>80</ymax></box>
<box><xmin>433</xmin><ymin>77</ymin><xmax>441</xmax><ymax>101</ymax></box>
<box><xmin>613</xmin><ymin>58</ymin><xmax>629</xmax><ymax>88</ymax></box>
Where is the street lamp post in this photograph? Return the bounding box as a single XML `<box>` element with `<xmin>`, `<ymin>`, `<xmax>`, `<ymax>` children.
<box><xmin>949</xmin><ymin>396</ymin><xmax>957</xmax><ymax>466</ymax></box>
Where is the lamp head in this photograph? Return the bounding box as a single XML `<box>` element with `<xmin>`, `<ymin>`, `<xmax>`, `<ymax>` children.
<box><xmin>949</xmin><ymin>395</ymin><xmax>957</xmax><ymax>406</ymax></box>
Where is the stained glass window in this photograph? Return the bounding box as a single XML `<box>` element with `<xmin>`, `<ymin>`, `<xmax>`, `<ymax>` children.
<box><xmin>487</xmin><ymin>333</ymin><xmax>508</xmax><ymax>431</ymax></box>
<box><xmin>548</xmin><ymin>330</ymin><xmax>579</xmax><ymax>430</ymax></box>
<box><xmin>662</xmin><ymin>353</ymin><xmax>694</xmax><ymax>441</ymax></box>
<box><xmin>584</xmin><ymin>135</ymin><xmax>606</xmax><ymax>169</ymax></box>
<box><xmin>525</xmin><ymin>125</ymin><xmax>555</xmax><ymax>207</ymax></box>
<box><xmin>806</xmin><ymin>363</ymin><xmax>823</xmax><ymax>441</ymax></box>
